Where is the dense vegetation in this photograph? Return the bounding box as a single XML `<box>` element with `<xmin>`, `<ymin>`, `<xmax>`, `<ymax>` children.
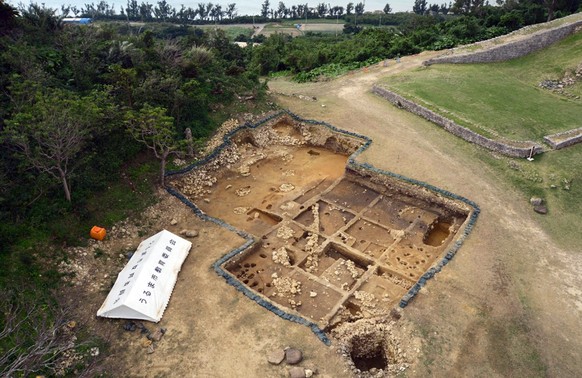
<box><xmin>0</xmin><ymin>3</ymin><xmax>262</xmax><ymax>375</ymax></box>
<box><xmin>253</xmin><ymin>2</ymin><xmax>582</xmax><ymax>82</ymax></box>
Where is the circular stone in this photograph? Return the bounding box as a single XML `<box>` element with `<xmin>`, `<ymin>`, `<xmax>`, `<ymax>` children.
<box><xmin>285</xmin><ymin>348</ymin><xmax>303</xmax><ymax>365</ymax></box>
<box><xmin>267</xmin><ymin>349</ymin><xmax>286</xmax><ymax>365</ymax></box>
<box><xmin>289</xmin><ymin>366</ymin><xmax>306</xmax><ymax>378</ymax></box>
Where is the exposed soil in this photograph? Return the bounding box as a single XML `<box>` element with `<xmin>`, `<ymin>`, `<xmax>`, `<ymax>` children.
<box><xmin>60</xmin><ymin>30</ymin><xmax>582</xmax><ymax>377</ymax></box>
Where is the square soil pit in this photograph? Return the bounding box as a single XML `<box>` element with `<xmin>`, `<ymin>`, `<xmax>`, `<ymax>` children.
<box><xmin>352</xmin><ymin>274</ymin><xmax>408</xmax><ymax>310</ymax></box>
<box><xmin>346</xmin><ymin>219</ymin><xmax>396</xmax><ymax>249</ymax></box>
<box><xmin>363</xmin><ymin>197</ymin><xmax>414</xmax><ymax>230</ymax></box>
<box><xmin>226</xmin><ymin>246</ymin><xmax>295</xmax><ymax>295</ymax></box>
<box><xmin>321</xmin><ymin>179</ymin><xmax>380</xmax><ymax>213</ymax></box>
<box><xmin>293</xmin><ymin>200</ymin><xmax>356</xmax><ymax>237</ymax></box>
<box><xmin>362</xmin><ymin>242</ymin><xmax>388</xmax><ymax>259</ymax></box>
<box><xmin>261</xmin><ymin>221</ymin><xmax>307</xmax><ymax>252</ymax></box>
<box><xmin>320</xmin><ymin>257</ymin><xmax>365</xmax><ymax>292</ymax></box>
<box><xmin>381</xmin><ymin>245</ymin><xmax>432</xmax><ymax>280</ymax></box>
<box><xmin>267</xmin><ymin>270</ymin><xmax>344</xmax><ymax>322</ymax></box>
<box><xmin>301</xmin><ymin>243</ymin><xmax>370</xmax><ymax>290</ymax></box>
<box><xmin>242</xmin><ymin>208</ymin><xmax>283</xmax><ymax>235</ymax></box>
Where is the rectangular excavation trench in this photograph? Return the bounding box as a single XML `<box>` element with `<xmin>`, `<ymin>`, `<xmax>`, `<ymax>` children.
<box><xmin>170</xmin><ymin>116</ymin><xmax>473</xmax><ymax>331</ymax></box>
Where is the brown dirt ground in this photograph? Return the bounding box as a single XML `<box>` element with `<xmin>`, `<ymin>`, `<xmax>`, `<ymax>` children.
<box><xmin>64</xmin><ymin>42</ymin><xmax>582</xmax><ymax>377</ymax></box>
<box><xmin>267</xmin><ymin>51</ymin><xmax>582</xmax><ymax>377</ymax></box>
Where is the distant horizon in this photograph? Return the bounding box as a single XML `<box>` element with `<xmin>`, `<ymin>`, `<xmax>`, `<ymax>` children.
<box><xmin>8</xmin><ymin>0</ymin><xmax>416</xmax><ymax>16</ymax></box>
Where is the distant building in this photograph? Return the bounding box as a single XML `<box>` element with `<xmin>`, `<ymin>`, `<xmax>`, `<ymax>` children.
<box><xmin>62</xmin><ymin>18</ymin><xmax>93</xmax><ymax>25</ymax></box>
<box><xmin>233</xmin><ymin>42</ymin><xmax>261</xmax><ymax>48</ymax></box>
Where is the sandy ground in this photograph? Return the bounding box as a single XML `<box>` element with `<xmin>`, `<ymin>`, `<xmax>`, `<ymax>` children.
<box><xmin>66</xmin><ymin>37</ymin><xmax>582</xmax><ymax>377</ymax></box>
<box><xmin>267</xmin><ymin>52</ymin><xmax>582</xmax><ymax>377</ymax></box>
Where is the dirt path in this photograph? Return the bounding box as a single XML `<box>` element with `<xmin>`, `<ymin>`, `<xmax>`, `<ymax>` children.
<box><xmin>69</xmin><ymin>47</ymin><xmax>582</xmax><ymax>377</ymax></box>
<box><xmin>268</xmin><ymin>53</ymin><xmax>582</xmax><ymax>376</ymax></box>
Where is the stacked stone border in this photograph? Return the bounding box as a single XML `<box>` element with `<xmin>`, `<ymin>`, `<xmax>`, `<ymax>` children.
<box><xmin>372</xmin><ymin>85</ymin><xmax>544</xmax><ymax>158</ymax></box>
<box><xmin>423</xmin><ymin>19</ymin><xmax>582</xmax><ymax>65</ymax></box>
<box><xmin>543</xmin><ymin>127</ymin><xmax>582</xmax><ymax>149</ymax></box>
<box><xmin>165</xmin><ymin>110</ymin><xmax>480</xmax><ymax>344</ymax></box>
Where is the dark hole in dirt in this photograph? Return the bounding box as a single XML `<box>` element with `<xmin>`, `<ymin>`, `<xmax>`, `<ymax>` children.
<box><xmin>350</xmin><ymin>336</ymin><xmax>388</xmax><ymax>372</ymax></box>
<box><xmin>424</xmin><ymin>219</ymin><xmax>452</xmax><ymax>246</ymax></box>
<box><xmin>259</xmin><ymin>253</ymin><xmax>267</xmax><ymax>258</ymax></box>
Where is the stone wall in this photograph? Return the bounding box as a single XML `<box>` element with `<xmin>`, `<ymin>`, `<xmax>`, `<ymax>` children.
<box><xmin>424</xmin><ymin>20</ymin><xmax>582</xmax><ymax>65</ymax></box>
<box><xmin>543</xmin><ymin>127</ymin><xmax>582</xmax><ymax>149</ymax></box>
<box><xmin>371</xmin><ymin>85</ymin><xmax>544</xmax><ymax>158</ymax></box>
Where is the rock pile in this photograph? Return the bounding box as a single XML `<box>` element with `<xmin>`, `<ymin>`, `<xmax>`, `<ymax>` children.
<box><xmin>267</xmin><ymin>347</ymin><xmax>317</xmax><ymax>378</ymax></box>
<box><xmin>539</xmin><ymin>63</ymin><xmax>582</xmax><ymax>99</ymax></box>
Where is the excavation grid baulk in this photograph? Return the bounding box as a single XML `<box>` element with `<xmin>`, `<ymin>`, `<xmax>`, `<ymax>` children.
<box><xmin>169</xmin><ymin>114</ymin><xmax>475</xmax><ymax>331</ymax></box>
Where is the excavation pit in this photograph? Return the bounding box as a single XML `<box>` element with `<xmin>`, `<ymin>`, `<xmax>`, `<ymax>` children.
<box><xmin>350</xmin><ymin>339</ymin><xmax>389</xmax><ymax>371</ymax></box>
<box><xmin>168</xmin><ymin>113</ymin><xmax>477</xmax><ymax>335</ymax></box>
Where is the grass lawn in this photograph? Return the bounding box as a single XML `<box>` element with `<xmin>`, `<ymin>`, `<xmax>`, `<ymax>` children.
<box><xmin>478</xmin><ymin>142</ymin><xmax>582</xmax><ymax>247</ymax></box>
<box><xmin>384</xmin><ymin>31</ymin><xmax>582</xmax><ymax>141</ymax></box>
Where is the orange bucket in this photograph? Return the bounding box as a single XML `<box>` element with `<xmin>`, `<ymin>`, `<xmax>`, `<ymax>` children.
<box><xmin>90</xmin><ymin>226</ymin><xmax>106</xmax><ymax>241</ymax></box>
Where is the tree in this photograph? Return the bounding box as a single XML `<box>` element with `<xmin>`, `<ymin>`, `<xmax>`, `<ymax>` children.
<box><xmin>413</xmin><ymin>0</ymin><xmax>428</xmax><ymax>14</ymax></box>
<box><xmin>261</xmin><ymin>0</ymin><xmax>270</xmax><ymax>18</ymax></box>
<box><xmin>452</xmin><ymin>0</ymin><xmax>484</xmax><ymax>14</ymax></box>
<box><xmin>316</xmin><ymin>3</ymin><xmax>327</xmax><ymax>17</ymax></box>
<box><xmin>383</xmin><ymin>3</ymin><xmax>392</xmax><ymax>13</ymax></box>
<box><xmin>126</xmin><ymin>0</ymin><xmax>139</xmax><ymax>20</ymax></box>
<box><xmin>2</xmin><ymin>89</ymin><xmax>101</xmax><ymax>202</ymax></box>
<box><xmin>225</xmin><ymin>3</ymin><xmax>237</xmax><ymax>19</ymax></box>
<box><xmin>355</xmin><ymin>2</ymin><xmax>365</xmax><ymax>15</ymax></box>
<box><xmin>346</xmin><ymin>2</ymin><xmax>354</xmax><ymax>15</ymax></box>
<box><xmin>0</xmin><ymin>1</ymin><xmax>19</xmax><ymax>34</ymax></box>
<box><xmin>277</xmin><ymin>1</ymin><xmax>287</xmax><ymax>18</ymax></box>
<box><xmin>154</xmin><ymin>0</ymin><xmax>173</xmax><ymax>21</ymax></box>
<box><xmin>124</xmin><ymin>104</ymin><xmax>180</xmax><ymax>186</ymax></box>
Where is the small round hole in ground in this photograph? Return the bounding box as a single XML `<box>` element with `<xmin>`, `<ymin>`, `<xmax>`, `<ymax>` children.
<box><xmin>300</xmin><ymin>206</ymin><xmax>305</xmax><ymax>209</ymax></box>
<box><xmin>248</xmin><ymin>273</ymin><xmax>255</xmax><ymax>279</ymax></box>
<box><xmin>243</xmin><ymin>279</ymin><xmax>249</xmax><ymax>284</ymax></box>
<box><xmin>266</xmin><ymin>283</ymin><xmax>271</xmax><ymax>287</ymax></box>
<box><xmin>266</xmin><ymin>204</ymin><xmax>272</xmax><ymax>209</ymax></box>
<box><xmin>250</xmin><ymin>281</ymin><xmax>258</xmax><ymax>288</ymax></box>
<box><xmin>257</xmin><ymin>288</ymin><xmax>263</xmax><ymax>293</ymax></box>
<box><xmin>244</xmin><ymin>263</ymin><xmax>250</xmax><ymax>268</ymax></box>
<box><xmin>251</xmin><ymin>263</ymin><xmax>256</xmax><ymax>267</ymax></box>
<box><xmin>260</xmin><ymin>253</ymin><xmax>267</xmax><ymax>258</ymax></box>
<box><xmin>360</xmin><ymin>240</ymin><xmax>366</xmax><ymax>244</ymax></box>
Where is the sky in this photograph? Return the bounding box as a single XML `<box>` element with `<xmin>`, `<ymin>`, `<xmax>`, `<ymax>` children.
<box><xmin>8</xmin><ymin>0</ymin><xmax>416</xmax><ymax>15</ymax></box>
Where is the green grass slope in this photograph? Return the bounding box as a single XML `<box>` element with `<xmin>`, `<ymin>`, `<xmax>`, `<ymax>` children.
<box><xmin>385</xmin><ymin>31</ymin><xmax>582</xmax><ymax>141</ymax></box>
